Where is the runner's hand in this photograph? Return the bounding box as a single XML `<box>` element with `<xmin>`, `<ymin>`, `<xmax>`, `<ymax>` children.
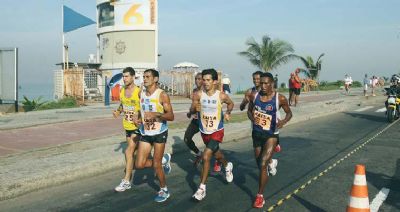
<box><xmin>186</xmin><ymin>112</ymin><xmax>191</xmax><ymax>118</ymax></box>
<box><xmin>224</xmin><ymin>113</ymin><xmax>231</xmax><ymax>121</ymax></box>
<box><xmin>144</xmin><ymin>112</ymin><xmax>160</xmax><ymax>119</ymax></box>
<box><xmin>112</xmin><ymin>110</ymin><xmax>120</xmax><ymax>118</ymax></box>
<box><xmin>277</xmin><ymin>119</ymin><xmax>286</xmax><ymax>129</ymax></box>
<box><xmin>239</xmin><ymin>103</ymin><xmax>245</xmax><ymax>111</ymax></box>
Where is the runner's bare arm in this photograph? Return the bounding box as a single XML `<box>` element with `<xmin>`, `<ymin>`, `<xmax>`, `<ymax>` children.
<box><xmin>239</xmin><ymin>89</ymin><xmax>252</xmax><ymax>111</ymax></box>
<box><xmin>113</xmin><ymin>103</ymin><xmax>123</xmax><ymax>118</ymax></box>
<box><xmin>158</xmin><ymin>91</ymin><xmax>174</xmax><ymax>121</ymax></box>
<box><xmin>277</xmin><ymin>94</ymin><xmax>292</xmax><ymax>128</ymax></box>
<box><xmin>189</xmin><ymin>92</ymin><xmax>201</xmax><ymax>115</ymax></box>
<box><xmin>247</xmin><ymin>94</ymin><xmax>255</xmax><ymax>122</ymax></box>
<box><xmin>221</xmin><ymin>92</ymin><xmax>234</xmax><ymax>121</ymax></box>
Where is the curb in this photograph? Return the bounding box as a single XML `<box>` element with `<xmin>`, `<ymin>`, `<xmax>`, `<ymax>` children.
<box><xmin>0</xmin><ymin>95</ymin><xmax>386</xmax><ymax>200</ymax></box>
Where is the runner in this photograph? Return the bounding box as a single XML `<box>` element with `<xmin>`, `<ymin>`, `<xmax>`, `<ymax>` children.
<box><xmin>247</xmin><ymin>72</ymin><xmax>292</xmax><ymax>208</ymax></box>
<box><xmin>113</xmin><ymin>67</ymin><xmax>141</xmax><ymax>192</ymax></box>
<box><xmin>239</xmin><ymin>71</ymin><xmax>263</xmax><ymax>111</ymax></box>
<box><xmin>184</xmin><ymin>73</ymin><xmax>203</xmax><ymax>166</ymax></box>
<box><xmin>134</xmin><ymin>69</ymin><xmax>174</xmax><ymax>202</ymax></box>
<box><xmin>190</xmin><ymin>69</ymin><xmax>235</xmax><ymax>201</ymax></box>
<box><xmin>344</xmin><ymin>74</ymin><xmax>352</xmax><ymax>95</ymax></box>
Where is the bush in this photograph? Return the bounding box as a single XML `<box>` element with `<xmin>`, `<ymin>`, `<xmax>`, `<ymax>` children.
<box><xmin>37</xmin><ymin>97</ymin><xmax>78</xmax><ymax>110</ymax></box>
<box><xmin>22</xmin><ymin>96</ymin><xmax>47</xmax><ymax>112</ymax></box>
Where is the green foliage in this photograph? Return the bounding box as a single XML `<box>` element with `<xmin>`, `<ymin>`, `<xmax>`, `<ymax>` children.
<box><xmin>238</xmin><ymin>34</ymin><xmax>297</xmax><ymax>72</ymax></box>
<box><xmin>297</xmin><ymin>53</ymin><xmax>324</xmax><ymax>80</ymax></box>
<box><xmin>37</xmin><ymin>97</ymin><xmax>78</xmax><ymax>110</ymax></box>
<box><xmin>22</xmin><ymin>96</ymin><xmax>47</xmax><ymax>112</ymax></box>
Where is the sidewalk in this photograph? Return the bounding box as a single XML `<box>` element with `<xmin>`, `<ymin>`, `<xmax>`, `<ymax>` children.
<box><xmin>0</xmin><ymin>89</ymin><xmax>385</xmax><ymax>200</ymax></box>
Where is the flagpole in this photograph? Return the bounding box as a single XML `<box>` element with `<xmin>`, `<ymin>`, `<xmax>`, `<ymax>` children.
<box><xmin>62</xmin><ymin>3</ymin><xmax>65</xmax><ymax>71</ymax></box>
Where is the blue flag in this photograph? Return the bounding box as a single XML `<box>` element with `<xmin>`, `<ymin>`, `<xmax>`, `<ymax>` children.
<box><xmin>63</xmin><ymin>5</ymin><xmax>95</xmax><ymax>33</ymax></box>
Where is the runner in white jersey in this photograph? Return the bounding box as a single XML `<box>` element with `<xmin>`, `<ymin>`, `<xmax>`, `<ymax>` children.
<box><xmin>134</xmin><ymin>69</ymin><xmax>174</xmax><ymax>203</ymax></box>
<box><xmin>189</xmin><ymin>69</ymin><xmax>235</xmax><ymax>201</ymax></box>
<box><xmin>248</xmin><ymin>72</ymin><xmax>292</xmax><ymax>208</ymax></box>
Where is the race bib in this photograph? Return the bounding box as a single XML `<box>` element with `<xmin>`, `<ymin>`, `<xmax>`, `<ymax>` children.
<box><xmin>124</xmin><ymin>110</ymin><xmax>137</xmax><ymax>123</ymax></box>
<box><xmin>143</xmin><ymin>118</ymin><xmax>161</xmax><ymax>131</ymax></box>
<box><xmin>254</xmin><ymin>110</ymin><xmax>272</xmax><ymax>130</ymax></box>
<box><xmin>201</xmin><ymin>114</ymin><xmax>218</xmax><ymax>131</ymax></box>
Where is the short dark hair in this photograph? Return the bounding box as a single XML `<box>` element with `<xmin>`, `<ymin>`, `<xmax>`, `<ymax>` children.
<box><xmin>252</xmin><ymin>71</ymin><xmax>263</xmax><ymax>77</ymax></box>
<box><xmin>144</xmin><ymin>69</ymin><xmax>159</xmax><ymax>78</ymax></box>
<box><xmin>123</xmin><ymin>67</ymin><xmax>135</xmax><ymax>76</ymax></box>
<box><xmin>260</xmin><ymin>72</ymin><xmax>274</xmax><ymax>81</ymax></box>
<box><xmin>202</xmin><ymin>69</ymin><xmax>218</xmax><ymax>81</ymax></box>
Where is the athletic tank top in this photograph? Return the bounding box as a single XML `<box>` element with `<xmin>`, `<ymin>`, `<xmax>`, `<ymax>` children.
<box><xmin>139</xmin><ymin>88</ymin><xmax>168</xmax><ymax>136</ymax></box>
<box><xmin>120</xmin><ymin>86</ymin><xmax>141</xmax><ymax>130</ymax></box>
<box><xmin>198</xmin><ymin>90</ymin><xmax>224</xmax><ymax>134</ymax></box>
<box><xmin>252</xmin><ymin>92</ymin><xmax>280</xmax><ymax>135</ymax></box>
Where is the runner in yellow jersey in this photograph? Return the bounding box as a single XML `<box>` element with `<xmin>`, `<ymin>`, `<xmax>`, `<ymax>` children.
<box><xmin>112</xmin><ymin>67</ymin><xmax>141</xmax><ymax>192</ymax></box>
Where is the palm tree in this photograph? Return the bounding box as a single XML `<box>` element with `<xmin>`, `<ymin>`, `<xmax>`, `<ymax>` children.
<box><xmin>298</xmin><ymin>54</ymin><xmax>325</xmax><ymax>80</ymax></box>
<box><xmin>238</xmin><ymin>35</ymin><xmax>298</xmax><ymax>72</ymax></box>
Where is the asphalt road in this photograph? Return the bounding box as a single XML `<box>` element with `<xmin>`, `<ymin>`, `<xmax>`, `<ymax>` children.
<box><xmin>0</xmin><ymin>101</ymin><xmax>398</xmax><ymax>212</ymax></box>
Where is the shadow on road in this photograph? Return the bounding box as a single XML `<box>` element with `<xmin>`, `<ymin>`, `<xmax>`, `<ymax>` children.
<box><xmin>343</xmin><ymin>112</ymin><xmax>386</xmax><ymax>123</ymax></box>
<box><xmin>366</xmin><ymin>159</ymin><xmax>400</xmax><ymax>211</ymax></box>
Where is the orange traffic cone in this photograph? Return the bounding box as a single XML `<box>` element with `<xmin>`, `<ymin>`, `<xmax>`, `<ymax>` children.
<box><xmin>347</xmin><ymin>164</ymin><xmax>370</xmax><ymax>212</ymax></box>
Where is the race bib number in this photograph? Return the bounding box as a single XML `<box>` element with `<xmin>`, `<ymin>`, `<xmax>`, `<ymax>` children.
<box><xmin>201</xmin><ymin>114</ymin><xmax>218</xmax><ymax>131</ymax></box>
<box><xmin>143</xmin><ymin>118</ymin><xmax>161</xmax><ymax>131</ymax></box>
<box><xmin>254</xmin><ymin>110</ymin><xmax>272</xmax><ymax>130</ymax></box>
<box><xmin>124</xmin><ymin>110</ymin><xmax>137</xmax><ymax>123</ymax></box>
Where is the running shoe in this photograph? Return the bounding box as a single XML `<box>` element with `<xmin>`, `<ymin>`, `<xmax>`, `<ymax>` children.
<box><xmin>114</xmin><ymin>179</ymin><xmax>131</xmax><ymax>192</ymax></box>
<box><xmin>274</xmin><ymin>144</ymin><xmax>281</xmax><ymax>153</ymax></box>
<box><xmin>154</xmin><ymin>188</ymin><xmax>170</xmax><ymax>202</ymax></box>
<box><xmin>225</xmin><ymin>162</ymin><xmax>233</xmax><ymax>183</ymax></box>
<box><xmin>192</xmin><ymin>187</ymin><xmax>206</xmax><ymax>201</ymax></box>
<box><xmin>213</xmin><ymin>160</ymin><xmax>221</xmax><ymax>172</ymax></box>
<box><xmin>162</xmin><ymin>153</ymin><xmax>172</xmax><ymax>174</ymax></box>
<box><xmin>253</xmin><ymin>194</ymin><xmax>265</xmax><ymax>208</ymax></box>
<box><xmin>268</xmin><ymin>159</ymin><xmax>278</xmax><ymax>176</ymax></box>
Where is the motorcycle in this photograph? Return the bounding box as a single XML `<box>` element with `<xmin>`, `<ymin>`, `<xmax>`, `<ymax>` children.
<box><xmin>385</xmin><ymin>86</ymin><xmax>400</xmax><ymax>122</ymax></box>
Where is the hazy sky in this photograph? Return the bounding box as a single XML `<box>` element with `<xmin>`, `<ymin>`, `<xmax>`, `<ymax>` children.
<box><xmin>1</xmin><ymin>0</ymin><xmax>400</xmax><ymax>91</ymax></box>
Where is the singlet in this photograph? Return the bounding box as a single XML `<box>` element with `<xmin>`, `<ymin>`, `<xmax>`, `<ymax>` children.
<box><xmin>120</xmin><ymin>86</ymin><xmax>141</xmax><ymax>130</ymax></box>
<box><xmin>252</xmin><ymin>92</ymin><xmax>280</xmax><ymax>135</ymax></box>
<box><xmin>139</xmin><ymin>88</ymin><xmax>168</xmax><ymax>136</ymax></box>
<box><xmin>198</xmin><ymin>90</ymin><xmax>224</xmax><ymax>134</ymax></box>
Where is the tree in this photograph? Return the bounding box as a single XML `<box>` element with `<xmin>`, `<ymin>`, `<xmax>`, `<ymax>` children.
<box><xmin>238</xmin><ymin>35</ymin><xmax>298</xmax><ymax>72</ymax></box>
<box><xmin>298</xmin><ymin>53</ymin><xmax>325</xmax><ymax>80</ymax></box>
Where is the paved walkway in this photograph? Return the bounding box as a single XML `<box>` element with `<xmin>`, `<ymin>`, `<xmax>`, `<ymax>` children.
<box><xmin>0</xmin><ymin>89</ymin><xmax>366</xmax><ymax>157</ymax></box>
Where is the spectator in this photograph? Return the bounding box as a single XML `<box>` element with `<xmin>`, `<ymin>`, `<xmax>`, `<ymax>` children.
<box><xmin>363</xmin><ymin>74</ymin><xmax>369</xmax><ymax>96</ymax></box>
<box><xmin>221</xmin><ymin>74</ymin><xmax>231</xmax><ymax>95</ymax></box>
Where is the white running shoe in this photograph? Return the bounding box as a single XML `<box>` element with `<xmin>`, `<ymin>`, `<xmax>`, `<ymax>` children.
<box><xmin>192</xmin><ymin>187</ymin><xmax>206</xmax><ymax>201</ymax></box>
<box><xmin>225</xmin><ymin>162</ymin><xmax>233</xmax><ymax>183</ymax></box>
<box><xmin>115</xmin><ymin>179</ymin><xmax>131</xmax><ymax>192</ymax></box>
<box><xmin>268</xmin><ymin>159</ymin><xmax>278</xmax><ymax>176</ymax></box>
<box><xmin>162</xmin><ymin>153</ymin><xmax>172</xmax><ymax>174</ymax></box>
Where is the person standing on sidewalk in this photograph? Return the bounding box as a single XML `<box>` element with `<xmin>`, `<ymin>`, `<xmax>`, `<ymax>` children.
<box><xmin>288</xmin><ymin>73</ymin><xmax>295</xmax><ymax>106</ymax></box>
<box><xmin>189</xmin><ymin>69</ymin><xmax>235</xmax><ymax>201</ymax></box>
<box><xmin>240</xmin><ymin>71</ymin><xmax>262</xmax><ymax>111</ymax></box>
<box><xmin>134</xmin><ymin>69</ymin><xmax>174</xmax><ymax>202</ymax></box>
<box><xmin>344</xmin><ymin>74</ymin><xmax>353</xmax><ymax>95</ymax></box>
<box><xmin>291</xmin><ymin>69</ymin><xmax>302</xmax><ymax>106</ymax></box>
<box><xmin>184</xmin><ymin>73</ymin><xmax>204</xmax><ymax>166</ymax></box>
<box><xmin>363</xmin><ymin>74</ymin><xmax>369</xmax><ymax>96</ymax></box>
<box><xmin>371</xmin><ymin>76</ymin><xmax>378</xmax><ymax>97</ymax></box>
<box><xmin>113</xmin><ymin>67</ymin><xmax>141</xmax><ymax>192</ymax></box>
<box><xmin>247</xmin><ymin>72</ymin><xmax>292</xmax><ymax>208</ymax></box>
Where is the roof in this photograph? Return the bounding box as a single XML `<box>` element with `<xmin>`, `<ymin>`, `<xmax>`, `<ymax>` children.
<box><xmin>173</xmin><ymin>62</ymin><xmax>199</xmax><ymax>69</ymax></box>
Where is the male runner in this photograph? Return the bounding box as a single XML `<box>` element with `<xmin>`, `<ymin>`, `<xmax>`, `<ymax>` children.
<box><xmin>247</xmin><ymin>72</ymin><xmax>292</xmax><ymax>208</ymax></box>
<box><xmin>190</xmin><ymin>69</ymin><xmax>235</xmax><ymax>201</ymax></box>
<box><xmin>184</xmin><ymin>73</ymin><xmax>204</xmax><ymax>165</ymax></box>
<box><xmin>113</xmin><ymin>67</ymin><xmax>141</xmax><ymax>192</ymax></box>
<box><xmin>134</xmin><ymin>69</ymin><xmax>174</xmax><ymax>202</ymax></box>
<box><xmin>239</xmin><ymin>71</ymin><xmax>263</xmax><ymax>111</ymax></box>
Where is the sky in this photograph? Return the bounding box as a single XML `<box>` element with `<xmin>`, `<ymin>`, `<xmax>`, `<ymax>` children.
<box><xmin>1</xmin><ymin>0</ymin><xmax>400</xmax><ymax>92</ymax></box>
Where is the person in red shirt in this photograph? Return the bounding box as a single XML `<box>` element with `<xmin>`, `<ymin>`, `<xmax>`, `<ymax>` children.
<box><xmin>291</xmin><ymin>69</ymin><xmax>302</xmax><ymax>107</ymax></box>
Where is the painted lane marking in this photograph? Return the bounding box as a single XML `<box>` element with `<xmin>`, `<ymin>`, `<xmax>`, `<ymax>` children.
<box><xmin>375</xmin><ymin>107</ymin><xmax>386</xmax><ymax>113</ymax></box>
<box><xmin>370</xmin><ymin>187</ymin><xmax>390</xmax><ymax>212</ymax></box>
<box><xmin>267</xmin><ymin>119</ymin><xmax>399</xmax><ymax>211</ymax></box>
<box><xmin>354</xmin><ymin>106</ymin><xmax>374</xmax><ymax>112</ymax></box>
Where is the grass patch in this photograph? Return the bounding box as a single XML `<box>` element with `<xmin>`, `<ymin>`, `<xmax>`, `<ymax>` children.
<box><xmin>169</xmin><ymin>112</ymin><xmax>249</xmax><ymax>129</ymax></box>
<box><xmin>37</xmin><ymin>97</ymin><xmax>79</xmax><ymax>110</ymax></box>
